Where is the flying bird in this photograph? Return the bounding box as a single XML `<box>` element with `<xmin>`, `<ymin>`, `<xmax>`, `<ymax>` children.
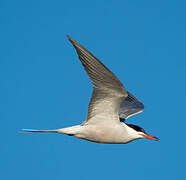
<box><xmin>22</xmin><ymin>36</ymin><xmax>159</xmax><ymax>144</ymax></box>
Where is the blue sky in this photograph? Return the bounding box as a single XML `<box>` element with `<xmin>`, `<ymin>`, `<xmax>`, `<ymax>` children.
<box><xmin>1</xmin><ymin>0</ymin><xmax>186</xmax><ymax>179</ymax></box>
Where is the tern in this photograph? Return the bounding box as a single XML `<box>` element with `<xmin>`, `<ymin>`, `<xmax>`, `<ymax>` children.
<box><xmin>22</xmin><ymin>36</ymin><xmax>159</xmax><ymax>144</ymax></box>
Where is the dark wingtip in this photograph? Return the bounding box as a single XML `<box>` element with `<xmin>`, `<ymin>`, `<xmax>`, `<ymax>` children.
<box><xmin>66</xmin><ymin>34</ymin><xmax>70</xmax><ymax>39</ymax></box>
<box><xmin>66</xmin><ymin>35</ymin><xmax>74</xmax><ymax>43</ymax></box>
<box><xmin>66</xmin><ymin>35</ymin><xmax>81</xmax><ymax>53</ymax></box>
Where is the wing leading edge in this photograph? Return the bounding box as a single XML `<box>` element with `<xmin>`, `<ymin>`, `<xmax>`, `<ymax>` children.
<box><xmin>67</xmin><ymin>36</ymin><xmax>128</xmax><ymax>124</ymax></box>
<box><xmin>67</xmin><ymin>36</ymin><xmax>144</xmax><ymax>124</ymax></box>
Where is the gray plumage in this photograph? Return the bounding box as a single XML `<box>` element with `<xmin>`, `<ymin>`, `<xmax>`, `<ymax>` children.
<box><xmin>67</xmin><ymin>36</ymin><xmax>143</xmax><ymax>123</ymax></box>
<box><xmin>67</xmin><ymin>36</ymin><xmax>128</xmax><ymax>124</ymax></box>
<box><xmin>21</xmin><ymin>36</ymin><xmax>157</xmax><ymax>144</ymax></box>
<box><xmin>119</xmin><ymin>91</ymin><xmax>144</xmax><ymax>120</ymax></box>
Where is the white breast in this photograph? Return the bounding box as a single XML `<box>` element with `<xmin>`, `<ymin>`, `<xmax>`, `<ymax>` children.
<box><xmin>74</xmin><ymin>122</ymin><xmax>139</xmax><ymax>144</ymax></box>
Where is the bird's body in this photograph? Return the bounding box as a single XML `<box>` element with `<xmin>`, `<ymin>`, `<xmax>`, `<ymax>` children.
<box><xmin>61</xmin><ymin>122</ymin><xmax>139</xmax><ymax>144</ymax></box>
<box><xmin>24</xmin><ymin>123</ymin><xmax>140</xmax><ymax>144</ymax></box>
<box><xmin>22</xmin><ymin>36</ymin><xmax>159</xmax><ymax>144</ymax></box>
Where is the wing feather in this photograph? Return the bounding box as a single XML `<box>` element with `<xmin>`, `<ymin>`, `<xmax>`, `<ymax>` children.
<box><xmin>119</xmin><ymin>91</ymin><xmax>144</xmax><ymax>120</ymax></box>
<box><xmin>67</xmin><ymin>36</ymin><xmax>128</xmax><ymax>124</ymax></box>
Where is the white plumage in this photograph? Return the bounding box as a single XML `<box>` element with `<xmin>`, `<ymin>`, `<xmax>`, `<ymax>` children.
<box><xmin>22</xmin><ymin>36</ymin><xmax>159</xmax><ymax>143</ymax></box>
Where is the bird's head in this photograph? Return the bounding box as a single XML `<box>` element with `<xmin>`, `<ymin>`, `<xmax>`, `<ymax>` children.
<box><xmin>126</xmin><ymin>124</ymin><xmax>159</xmax><ymax>141</ymax></box>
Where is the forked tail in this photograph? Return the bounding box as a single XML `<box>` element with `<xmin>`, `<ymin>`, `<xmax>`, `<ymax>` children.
<box><xmin>21</xmin><ymin>129</ymin><xmax>58</xmax><ymax>133</ymax></box>
<box><xmin>20</xmin><ymin>125</ymin><xmax>82</xmax><ymax>136</ymax></box>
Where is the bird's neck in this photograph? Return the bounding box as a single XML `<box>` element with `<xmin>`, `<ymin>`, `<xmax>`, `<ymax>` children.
<box><xmin>124</xmin><ymin>123</ymin><xmax>141</xmax><ymax>140</ymax></box>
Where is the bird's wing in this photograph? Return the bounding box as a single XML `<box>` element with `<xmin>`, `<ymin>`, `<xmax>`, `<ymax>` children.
<box><xmin>119</xmin><ymin>91</ymin><xmax>144</xmax><ymax>121</ymax></box>
<box><xmin>67</xmin><ymin>36</ymin><xmax>128</xmax><ymax>125</ymax></box>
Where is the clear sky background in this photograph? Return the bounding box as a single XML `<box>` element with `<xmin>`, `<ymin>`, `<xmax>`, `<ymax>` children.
<box><xmin>1</xmin><ymin>0</ymin><xmax>186</xmax><ymax>179</ymax></box>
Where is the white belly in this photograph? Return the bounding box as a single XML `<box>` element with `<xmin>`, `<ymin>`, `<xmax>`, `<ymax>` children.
<box><xmin>74</xmin><ymin>123</ymin><xmax>134</xmax><ymax>144</ymax></box>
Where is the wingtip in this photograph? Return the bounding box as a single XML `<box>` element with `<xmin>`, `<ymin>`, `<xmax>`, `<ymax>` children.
<box><xmin>66</xmin><ymin>35</ymin><xmax>73</xmax><ymax>42</ymax></box>
<box><xmin>66</xmin><ymin>35</ymin><xmax>79</xmax><ymax>46</ymax></box>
